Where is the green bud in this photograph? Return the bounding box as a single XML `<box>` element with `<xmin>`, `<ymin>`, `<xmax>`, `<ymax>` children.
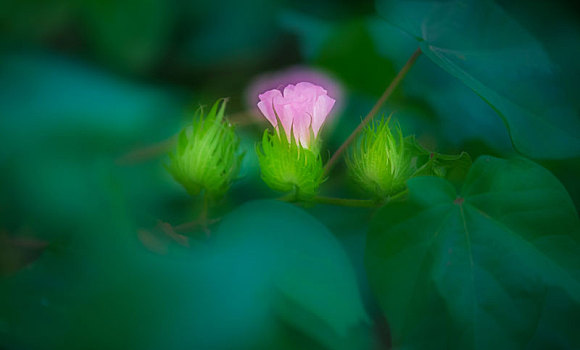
<box><xmin>256</xmin><ymin>126</ymin><xmax>324</xmax><ymax>200</ymax></box>
<box><xmin>166</xmin><ymin>99</ymin><xmax>242</xmax><ymax>198</ymax></box>
<box><xmin>346</xmin><ymin>116</ymin><xmax>411</xmax><ymax>198</ymax></box>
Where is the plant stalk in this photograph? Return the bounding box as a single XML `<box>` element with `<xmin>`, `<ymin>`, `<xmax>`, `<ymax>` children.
<box><xmin>311</xmin><ymin>196</ymin><xmax>384</xmax><ymax>208</ymax></box>
<box><xmin>323</xmin><ymin>47</ymin><xmax>422</xmax><ymax>175</ymax></box>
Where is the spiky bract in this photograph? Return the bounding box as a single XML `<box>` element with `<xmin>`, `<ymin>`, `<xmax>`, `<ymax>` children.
<box><xmin>167</xmin><ymin>99</ymin><xmax>242</xmax><ymax>198</ymax></box>
<box><xmin>346</xmin><ymin>117</ymin><xmax>411</xmax><ymax>198</ymax></box>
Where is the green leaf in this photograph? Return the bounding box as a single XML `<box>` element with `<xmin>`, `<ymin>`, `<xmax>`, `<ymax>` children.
<box><xmin>375</xmin><ymin>0</ymin><xmax>580</xmax><ymax>159</ymax></box>
<box><xmin>81</xmin><ymin>0</ymin><xmax>172</xmax><ymax>72</ymax></box>
<box><xmin>2</xmin><ymin>201</ymin><xmax>372</xmax><ymax>350</ymax></box>
<box><xmin>367</xmin><ymin>17</ymin><xmax>513</xmax><ymax>153</ymax></box>
<box><xmin>279</xmin><ymin>11</ymin><xmax>335</xmax><ymax>61</ymax></box>
<box><xmin>0</xmin><ymin>53</ymin><xmax>180</xmax><ymax>154</ymax></box>
<box><xmin>314</xmin><ymin>20</ymin><xmax>397</xmax><ymax>97</ymax></box>
<box><xmin>212</xmin><ymin>200</ymin><xmax>371</xmax><ymax>348</ymax></box>
<box><xmin>366</xmin><ymin>156</ymin><xmax>580</xmax><ymax>349</ymax></box>
<box><xmin>0</xmin><ymin>53</ymin><xmax>182</xmax><ymax>237</ymax></box>
<box><xmin>0</xmin><ymin>0</ymin><xmax>74</xmax><ymax>43</ymax></box>
<box><xmin>180</xmin><ymin>0</ymin><xmax>280</xmax><ymax>69</ymax></box>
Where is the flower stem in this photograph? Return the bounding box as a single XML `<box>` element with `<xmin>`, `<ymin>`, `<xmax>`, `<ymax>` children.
<box><xmin>388</xmin><ymin>188</ymin><xmax>409</xmax><ymax>202</ymax></box>
<box><xmin>277</xmin><ymin>193</ymin><xmax>381</xmax><ymax>207</ymax></box>
<box><xmin>311</xmin><ymin>196</ymin><xmax>384</xmax><ymax>208</ymax></box>
<box><xmin>323</xmin><ymin>47</ymin><xmax>422</xmax><ymax>176</ymax></box>
<box><xmin>278</xmin><ymin>187</ymin><xmax>409</xmax><ymax>208</ymax></box>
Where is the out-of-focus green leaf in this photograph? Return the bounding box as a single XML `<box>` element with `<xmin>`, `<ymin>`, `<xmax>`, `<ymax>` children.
<box><xmin>366</xmin><ymin>156</ymin><xmax>580</xmax><ymax>349</ymax></box>
<box><xmin>0</xmin><ymin>53</ymin><xmax>180</xmax><ymax>153</ymax></box>
<box><xmin>179</xmin><ymin>0</ymin><xmax>280</xmax><ymax>69</ymax></box>
<box><xmin>495</xmin><ymin>0</ymin><xmax>580</xmax><ymax>110</ymax></box>
<box><xmin>212</xmin><ymin>200</ymin><xmax>371</xmax><ymax>349</ymax></box>
<box><xmin>279</xmin><ymin>11</ymin><xmax>335</xmax><ymax>61</ymax></box>
<box><xmin>0</xmin><ymin>0</ymin><xmax>73</xmax><ymax>43</ymax></box>
<box><xmin>314</xmin><ymin>20</ymin><xmax>396</xmax><ymax>97</ymax></box>
<box><xmin>81</xmin><ymin>0</ymin><xmax>172</xmax><ymax>73</ymax></box>
<box><xmin>1</xmin><ymin>0</ymin><xmax>172</xmax><ymax>73</ymax></box>
<box><xmin>1</xmin><ymin>200</ymin><xmax>373</xmax><ymax>350</ymax></box>
<box><xmin>0</xmin><ymin>53</ymin><xmax>182</xmax><ymax>237</ymax></box>
<box><xmin>375</xmin><ymin>0</ymin><xmax>580</xmax><ymax>159</ymax></box>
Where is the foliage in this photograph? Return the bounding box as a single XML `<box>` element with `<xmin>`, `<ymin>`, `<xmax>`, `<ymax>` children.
<box><xmin>1</xmin><ymin>200</ymin><xmax>372</xmax><ymax>349</ymax></box>
<box><xmin>366</xmin><ymin>156</ymin><xmax>580</xmax><ymax>349</ymax></box>
<box><xmin>376</xmin><ymin>0</ymin><xmax>580</xmax><ymax>159</ymax></box>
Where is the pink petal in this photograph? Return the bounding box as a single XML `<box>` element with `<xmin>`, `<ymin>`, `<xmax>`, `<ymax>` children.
<box><xmin>290</xmin><ymin>99</ymin><xmax>313</xmax><ymax>144</ymax></box>
<box><xmin>283</xmin><ymin>84</ymin><xmax>296</xmax><ymax>99</ymax></box>
<box><xmin>292</xmin><ymin>107</ymin><xmax>312</xmax><ymax>148</ymax></box>
<box><xmin>257</xmin><ymin>89</ymin><xmax>282</xmax><ymax>127</ymax></box>
<box><xmin>295</xmin><ymin>82</ymin><xmax>327</xmax><ymax>98</ymax></box>
<box><xmin>257</xmin><ymin>81</ymin><xmax>336</xmax><ymax>148</ymax></box>
<box><xmin>312</xmin><ymin>94</ymin><xmax>335</xmax><ymax>137</ymax></box>
<box><xmin>279</xmin><ymin>103</ymin><xmax>296</xmax><ymax>143</ymax></box>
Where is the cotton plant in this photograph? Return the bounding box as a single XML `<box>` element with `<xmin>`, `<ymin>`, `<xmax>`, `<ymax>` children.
<box><xmin>165</xmin><ymin>81</ymin><xmax>429</xmax><ymax>207</ymax></box>
<box><xmin>166</xmin><ymin>67</ymin><xmax>470</xmax><ymax>216</ymax></box>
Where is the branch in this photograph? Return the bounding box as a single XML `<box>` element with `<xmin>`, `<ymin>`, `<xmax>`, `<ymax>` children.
<box><xmin>323</xmin><ymin>47</ymin><xmax>422</xmax><ymax>175</ymax></box>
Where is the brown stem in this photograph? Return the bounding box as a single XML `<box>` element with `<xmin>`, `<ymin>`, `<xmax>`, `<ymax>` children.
<box><xmin>323</xmin><ymin>47</ymin><xmax>422</xmax><ymax>175</ymax></box>
<box><xmin>228</xmin><ymin>109</ymin><xmax>266</xmax><ymax>126</ymax></box>
<box><xmin>116</xmin><ymin>110</ymin><xmax>261</xmax><ymax>165</ymax></box>
<box><xmin>116</xmin><ymin>135</ymin><xmax>178</xmax><ymax>165</ymax></box>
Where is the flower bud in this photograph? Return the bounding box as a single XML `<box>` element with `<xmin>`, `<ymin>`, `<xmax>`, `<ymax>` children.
<box><xmin>255</xmin><ymin>82</ymin><xmax>335</xmax><ymax>199</ymax></box>
<box><xmin>257</xmin><ymin>126</ymin><xmax>324</xmax><ymax>200</ymax></box>
<box><xmin>346</xmin><ymin>117</ymin><xmax>411</xmax><ymax>198</ymax></box>
<box><xmin>166</xmin><ymin>99</ymin><xmax>242</xmax><ymax>198</ymax></box>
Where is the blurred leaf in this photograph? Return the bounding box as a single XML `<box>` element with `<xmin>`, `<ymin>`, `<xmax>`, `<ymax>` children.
<box><xmin>366</xmin><ymin>156</ymin><xmax>580</xmax><ymax>349</ymax></box>
<box><xmin>212</xmin><ymin>200</ymin><xmax>371</xmax><ymax>349</ymax></box>
<box><xmin>279</xmin><ymin>11</ymin><xmax>335</xmax><ymax>61</ymax></box>
<box><xmin>0</xmin><ymin>52</ymin><xmax>182</xmax><ymax>236</ymax></box>
<box><xmin>179</xmin><ymin>0</ymin><xmax>281</xmax><ymax>69</ymax></box>
<box><xmin>0</xmin><ymin>53</ymin><xmax>180</xmax><ymax>152</ymax></box>
<box><xmin>81</xmin><ymin>0</ymin><xmax>172</xmax><ymax>73</ymax></box>
<box><xmin>495</xmin><ymin>0</ymin><xmax>580</xmax><ymax>110</ymax></box>
<box><xmin>314</xmin><ymin>20</ymin><xmax>396</xmax><ymax>97</ymax></box>
<box><xmin>376</xmin><ymin>0</ymin><xmax>580</xmax><ymax>159</ymax></box>
<box><xmin>2</xmin><ymin>200</ymin><xmax>373</xmax><ymax>349</ymax></box>
<box><xmin>0</xmin><ymin>0</ymin><xmax>73</xmax><ymax>43</ymax></box>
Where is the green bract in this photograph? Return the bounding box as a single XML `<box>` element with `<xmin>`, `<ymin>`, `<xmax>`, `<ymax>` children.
<box><xmin>257</xmin><ymin>128</ymin><xmax>324</xmax><ymax>200</ymax></box>
<box><xmin>347</xmin><ymin>117</ymin><xmax>411</xmax><ymax>198</ymax></box>
<box><xmin>167</xmin><ymin>99</ymin><xmax>242</xmax><ymax>198</ymax></box>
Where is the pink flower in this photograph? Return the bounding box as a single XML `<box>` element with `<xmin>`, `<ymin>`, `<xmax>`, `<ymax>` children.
<box><xmin>257</xmin><ymin>82</ymin><xmax>335</xmax><ymax>148</ymax></box>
